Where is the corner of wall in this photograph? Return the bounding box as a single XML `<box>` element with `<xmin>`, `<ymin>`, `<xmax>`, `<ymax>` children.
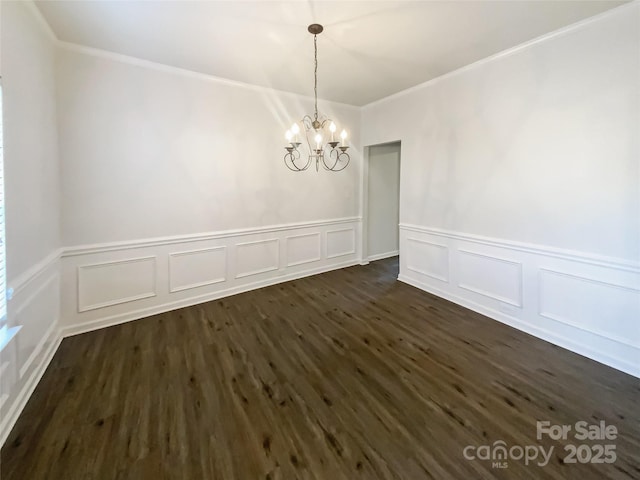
<box><xmin>0</xmin><ymin>0</ymin><xmax>64</xmax><ymax>448</ymax></box>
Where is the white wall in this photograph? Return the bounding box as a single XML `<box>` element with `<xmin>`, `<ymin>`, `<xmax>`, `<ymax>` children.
<box><xmin>3</xmin><ymin>3</ymin><xmax>60</xmax><ymax>277</ymax></box>
<box><xmin>367</xmin><ymin>143</ymin><xmax>400</xmax><ymax>260</ymax></box>
<box><xmin>56</xmin><ymin>47</ymin><xmax>361</xmax><ymax>246</ymax></box>
<box><xmin>0</xmin><ymin>1</ymin><xmax>62</xmax><ymax>446</ymax></box>
<box><xmin>54</xmin><ymin>46</ymin><xmax>363</xmax><ymax>334</ymax></box>
<box><xmin>362</xmin><ymin>4</ymin><xmax>640</xmax><ymax>376</ymax></box>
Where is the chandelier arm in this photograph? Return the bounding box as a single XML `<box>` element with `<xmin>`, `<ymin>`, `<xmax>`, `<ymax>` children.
<box><xmin>301</xmin><ymin>116</ymin><xmax>315</xmax><ymax>157</ymax></box>
<box><xmin>322</xmin><ymin>148</ymin><xmax>340</xmax><ymax>171</ymax></box>
<box><xmin>321</xmin><ymin>148</ymin><xmax>350</xmax><ymax>172</ymax></box>
<box><xmin>336</xmin><ymin>151</ymin><xmax>350</xmax><ymax>171</ymax></box>
<box><xmin>285</xmin><ymin>149</ymin><xmax>312</xmax><ymax>171</ymax></box>
<box><xmin>304</xmin><ymin>129</ymin><xmax>313</xmax><ymax>156</ymax></box>
<box><xmin>284</xmin><ymin>150</ymin><xmax>301</xmax><ymax>171</ymax></box>
<box><xmin>330</xmin><ymin>152</ymin><xmax>350</xmax><ymax>171</ymax></box>
<box><xmin>284</xmin><ymin>153</ymin><xmax>301</xmax><ymax>171</ymax></box>
<box><xmin>301</xmin><ymin>154</ymin><xmax>313</xmax><ymax>171</ymax></box>
<box><xmin>301</xmin><ymin>115</ymin><xmax>313</xmax><ymax>130</ymax></box>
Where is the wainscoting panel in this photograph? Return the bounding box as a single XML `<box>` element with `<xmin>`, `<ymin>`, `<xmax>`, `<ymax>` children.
<box><xmin>539</xmin><ymin>269</ymin><xmax>640</xmax><ymax>349</ymax></box>
<box><xmin>458</xmin><ymin>250</ymin><xmax>522</xmax><ymax>307</ymax></box>
<box><xmin>1</xmin><ymin>252</ymin><xmax>62</xmax><ymax>447</ymax></box>
<box><xmin>14</xmin><ymin>275</ymin><xmax>60</xmax><ymax>379</ymax></box>
<box><xmin>60</xmin><ymin>218</ymin><xmax>362</xmax><ymax>337</ymax></box>
<box><xmin>77</xmin><ymin>256</ymin><xmax>157</xmax><ymax>312</ymax></box>
<box><xmin>406</xmin><ymin>238</ymin><xmax>449</xmax><ymax>282</ymax></box>
<box><xmin>169</xmin><ymin>247</ymin><xmax>227</xmax><ymax>293</ymax></box>
<box><xmin>326</xmin><ymin>228</ymin><xmax>356</xmax><ymax>259</ymax></box>
<box><xmin>286</xmin><ymin>233</ymin><xmax>321</xmax><ymax>267</ymax></box>
<box><xmin>399</xmin><ymin>224</ymin><xmax>640</xmax><ymax>378</ymax></box>
<box><xmin>235</xmin><ymin>239</ymin><xmax>279</xmax><ymax>279</ymax></box>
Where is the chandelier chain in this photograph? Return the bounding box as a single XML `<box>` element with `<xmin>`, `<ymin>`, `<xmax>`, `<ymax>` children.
<box><xmin>314</xmin><ymin>34</ymin><xmax>318</xmax><ymax>122</ymax></box>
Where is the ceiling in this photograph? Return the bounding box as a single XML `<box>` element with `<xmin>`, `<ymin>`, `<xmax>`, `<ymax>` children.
<box><xmin>35</xmin><ymin>1</ymin><xmax>627</xmax><ymax>106</ymax></box>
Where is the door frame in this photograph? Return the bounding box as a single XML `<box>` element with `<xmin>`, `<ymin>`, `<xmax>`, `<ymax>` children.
<box><xmin>359</xmin><ymin>140</ymin><xmax>402</xmax><ymax>264</ymax></box>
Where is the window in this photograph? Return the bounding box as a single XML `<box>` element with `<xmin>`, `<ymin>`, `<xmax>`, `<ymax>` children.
<box><xmin>0</xmin><ymin>77</ymin><xmax>18</xmax><ymax>353</ymax></box>
<box><xmin>0</xmin><ymin>79</ymin><xmax>6</xmax><ymax>329</ymax></box>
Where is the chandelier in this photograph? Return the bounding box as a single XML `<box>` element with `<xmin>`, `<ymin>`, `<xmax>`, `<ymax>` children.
<box><xmin>284</xmin><ymin>24</ymin><xmax>350</xmax><ymax>172</ymax></box>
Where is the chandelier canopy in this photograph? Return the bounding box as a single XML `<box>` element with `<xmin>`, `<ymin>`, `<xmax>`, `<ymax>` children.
<box><xmin>284</xmin><ymin>24</ymin><xmax>350</xmax><ymax>172</ymax></box>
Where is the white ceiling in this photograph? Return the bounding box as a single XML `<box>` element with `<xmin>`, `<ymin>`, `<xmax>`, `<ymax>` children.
<box><xmin>35</xmin><ymin>0</ymin><xmax>627</xmax><ymax>106</ymax></box>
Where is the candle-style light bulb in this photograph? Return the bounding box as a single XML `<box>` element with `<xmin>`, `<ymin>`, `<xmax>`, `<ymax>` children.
<box><xmin>340</xmin><ymin>129</ymin><xmax>347</xmax><ymax>146</ymax></box>
<box><xmin>314</xmin><ymin>133</ymin><xmax>322</xmax><ymax>150</ymax></box>
<box><xmin>291</xmin><ymin>123</ymin><xmax>300</xmax><ymax>142</ymax></box>
<box><xmin>285</xmin><ymin>130</ymin><xmax>293</xmax><ymax>142</ymax></box>
<box><xmin>329</xmin><ymin>122</ymin><xmax>336</xmax><ymax>141</ymax></box>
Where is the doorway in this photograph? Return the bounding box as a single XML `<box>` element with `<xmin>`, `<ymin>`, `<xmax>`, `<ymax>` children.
<box><xmin>364</xmin><ymin>142</ymin><xmax>400</xmax><ymax>266</ymax></box>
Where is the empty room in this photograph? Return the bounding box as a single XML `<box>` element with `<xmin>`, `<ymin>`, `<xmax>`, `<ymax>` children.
<box><xmin>1</xmin><ymin>0</ymin><xmax>639</xmax><ymax>478</ymax></box>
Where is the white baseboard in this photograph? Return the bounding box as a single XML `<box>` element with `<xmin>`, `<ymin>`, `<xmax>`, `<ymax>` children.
<box><xmin>3</xmin><ymin>217</ymin><xmax>637</xmax><ymax>453</ymax></box>
<box><xmin>398</xmin><ymin>274</ymin><xmax>640</xmax><ymax>378</ymax></box>
<box><xmin>368</xmin><ymin>250</ymin><xmax>399</xmax><ymax>262</ymax></box>
<box><xmin>60</xmin><ymin>218</ymin><xmax>362</xmax><ymax>337</ymax></box>
<box><xmin>398</xmin><ymin>224</ymin><xmax>640</xmax><ymax>379</ymax></box>
<box><xmin>1</xmin><ymin>253</ymin><xmax>62</xmax><ymax>448</ymax></box>
<box><xmin>2</xmin><ymin>217</ymin><xmax>363</xmax><ymax>448</ymax></box>
<box><xmin>62</xmin><ymin>259</ymin><xmax>358</xmax><ymax>337</ymax></box>
<box><xmin>0</xmin><ymin>325</ymin><xmax>61</xmax><ymax>447</ymax></box>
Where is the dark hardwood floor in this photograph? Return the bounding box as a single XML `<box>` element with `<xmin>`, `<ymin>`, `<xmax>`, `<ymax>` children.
<box><xmin>2</xmin><ymin>257</ymin><xmax>639</xmax><ymax>479</ymax></box>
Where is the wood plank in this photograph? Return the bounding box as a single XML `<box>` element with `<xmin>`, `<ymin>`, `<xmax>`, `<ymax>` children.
<box><xmin>2</xmin><ymin>258</ymin><xmax>638</xmax><ymax>479</ymax></box>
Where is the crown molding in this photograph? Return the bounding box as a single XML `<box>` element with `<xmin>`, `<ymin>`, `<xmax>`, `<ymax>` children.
<box><xmin>24</xmin><ymin>0</ymin><xmax>58</xmax><ymax>42</ymax></box>
<box><xmin>363</xmin><ymin>1</ymin><xmax>639</xmax><ymax>109</ymax></box>
<box><xmin>56</xmin><ymin>41</ymin><xmax>361</xmax><ymax>110</ymax></box>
